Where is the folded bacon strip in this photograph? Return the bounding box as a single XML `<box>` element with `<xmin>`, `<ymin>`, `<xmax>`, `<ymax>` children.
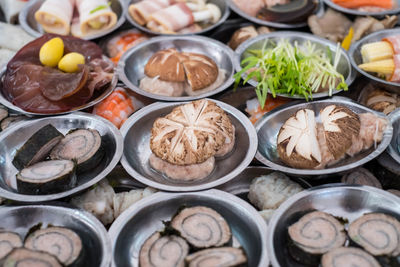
<box><xmin>129</xmin><ymin>0</ymin><xmax>174</xmax><ymax>25</ymax></box>
<box><xmin>147</xmin><ymin>3</ymin><xmax>194</xmax><ymax>33</ymax></box>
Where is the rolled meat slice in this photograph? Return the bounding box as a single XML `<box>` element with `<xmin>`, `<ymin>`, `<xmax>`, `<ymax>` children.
<box><xmin>139</xmin><ymin>232</ymin><xmax>189</xmax><ymax>267</ymax></box>
<box><xmin>0</xmin><ymin>248</ymin><xmax>62</xmax><ymax>267</ymax></box>
<box><xmin>186</xmin><ymin>247</ymin><xmax>247</xmax><ymax>267</ymax></box>
<box><xmin>129</xmin><ymin>0</ymin><xmax>173</xmax><ymax>26</ymax></box>
<box><xmin>390</xmin><ymin>54</ymin><xmax>400</xmax><ymax>82</ymax></box>
<box><xmin>0</xmin><ymin>232</ymin><xmax>22</xmax><ymax>259</ymax></box>
<box><xmin>34</xmin><ymin>0</ymin><xmax>74</xmax><ymax>35</ymax></box>
<box><xmin>171</xmin><ymin>206</ymin><xmax>231</xmax><ymax>249</ymax></box>
<box><xmin>348</xmin><ymin>213</ymin><xmax>400</xmax><ymax>256</ymax></box>
<box><xmin>383</xmin><ymin>35</ymin><xmax>400</xmax><ymax>55</ymax></box>
<box><xmin>321</xmin><ymin>247</ymin><xmax>381</xmax><ymax>267</ymax></box>
<box><xmin>147</xmin><ymin>3</ymin><xmax>194</xmax><ymax>33</ymax></box>
<box><xmin>72</xmin><ymin>0</ymin><xmax>118</xmax><ymax>37</ymax></box>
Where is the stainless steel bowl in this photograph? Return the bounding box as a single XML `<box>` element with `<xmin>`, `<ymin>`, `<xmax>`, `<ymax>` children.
<box><xmin>267</xmin><ymin>184</ymin><xmax>400</xmax><ymax>267</ymax></box>
<box><xmin>0</xmin><ymin>112</ymin><xmax>123</xmax><ymax>202</ymax></box>
<box><xmin>109</xmin><ymin>189</ymin><xmax>269</xmax><ymax>267</ymax></box>
<box><xmin>117</xmin><ymin>36</ymin><xmax>235</xmax><ymax>101</ymax></box>
<box><xmin>0</xmin><ymin>203</ymin><xmax>111</xmax><ymax>267</ymax></box>
<box><xmin>255</xmin><ymin>97</ymin><xmax>393</xmax><ymax>177</ymax></box>
<box><xmin>323</xmin><ymin>0</ymin><xmax>400</xmax><ymax>16</ymax></box>
<box><xmin>125</xmin><ymin>0</ymin><xmax>230</xmax><ymax>36</ymax></box>
<box><xmin>350</xmin><ymin>29</ymin><xmax>400</xmax><ymax>95</ymax></box>
<box><xmin>235</xmin><ymin>32</ymin><xmax>355</xmax><ymax>99</ymax></box>
<box><xmin>119</xmin><ymin>99</ymin><xmax>257</xmax><ymax>191</ymax></box>
<box><xmin>226</xmin><ymin>0</ymin><xmax>324</xmax><ymax>29</ymax></box>
<box><xmin>387</xmin><ymin>108</ymin><xmax>400</xmax><ymax>164</ymax></box>
<box><xmin>19</xmin><ymin>0</ymin><xmax>126</xmax><ymax>40</ymax></box>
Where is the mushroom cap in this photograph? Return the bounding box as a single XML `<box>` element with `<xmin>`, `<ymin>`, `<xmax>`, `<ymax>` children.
<box><xmin>150</xmin><ymin>99</ymin><xmax>234</xmax><ymax>165</ymax></box>
<box><xmin>228</xmin><ymin>26</ymin><xmax>259</xmax><ymax>50</ymax></box>
<box><xmin>320</xmin><ymin>105</ymin><xmax>360</xmax><ymax>160</ymax></box>
<box><xmin>144</xmin><ymin>48</ymin><xmax>186</xmax><ymax>82</ymax></box>
<box><xmin>277</xmin><ymin>109</ymin><xmax>322</xmax><ymax>169</ymax></box>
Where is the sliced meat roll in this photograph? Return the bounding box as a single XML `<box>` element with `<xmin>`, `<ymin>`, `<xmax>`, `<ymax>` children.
<box><xmin>24</xmin><ymin>226</ymin><xmax>82</xmax><ymax>266</ymax></box>
<box><xmin>139</xmin><ymin>232</ymin><xmax>189</xmax><ymax>267</ymax></box>
<box><xmin>0</xmin><ymin>232</ymin><xmax>22</xmax><ymax>259</ymax></box>
<box><xmin>186</xmin><ymin>247</ymin><xmax>247</xmax><ymax>267</ymax></box>
<box><xmin>341</xmin><ymin>168</ymin><xmax>382</xmax><ymax>188</ymax></box>
<box><xmin>348</xmin><ymin>213</ymin><xmax>400</xmax><ymax>256</ymax></box>
<box><xmin>0</xmin><ymin>248</ymin><xmax>62</xmax><ymax>267</ymax></box>
<box><xmin>171</xmin><ymin>206</ymin><xmax>231</xmax><ymax>249</ymax></box>
<box><xmin>321</xmin><ymin>247</ymin><xmax>381</xmax><ymax>267</ymax></box>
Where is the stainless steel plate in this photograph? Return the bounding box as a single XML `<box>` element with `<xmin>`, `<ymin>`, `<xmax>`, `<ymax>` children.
<box><xmin>323</xmin><ymin>0</ymin><xmax>400</xmax><ymax>16</ymax></box>
<box><xmin>19</xmin><ymin>0</ymin><xmax>126</xmax><ymax>40</ymax></box>
<box><xmin>267</xmin><ymin>184</ymin><xmax>400</xmax><ymax>267</ymax></box>
<box><xmin>117</xmin><ymin>36</ymin><xmax>235</xmax><ymax>101</ymax></box>
<box><xmin>109</xmin><ymin>189</ymin><xmax>268</xmax><ymax>267</ymax></box>
<box><xmin>0</xmin><ymin>204</ymin><xmax>111</xmax><ymax>267</ymax></box>
<box><xmin>255</xmin><ymin>97</ymin><xmax>393</xmax><ymax>177</ymax></box>
<box><xmin>349</xmin><ymin>29</ymin><xmax>400</xmax><ymax>95</ymax></box>
<box><xmin>387</xmin><ymin>108</ymin><xmax>400</xmax><ymax>164</ymax></box>
<box><xmin>235</xmin><ymin>32</ymin><xmax>355</xmax><ymax>99</ymax></box>
<box><xmin>0</xmin><ymin>112</ymin><xmax>123</xmax><ymax>202</ymax></box>
<box><xmin>125</xmin><ymin>0</ymin><xmax>230</xmax><ymax>36</ymax></box>
<box><xmin>119</xmin><ymin>99</ymin><xmax>257</xmax><ymax>191</ymax></box>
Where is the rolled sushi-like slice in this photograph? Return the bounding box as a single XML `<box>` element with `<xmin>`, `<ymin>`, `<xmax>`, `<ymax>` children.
<box><xmin>50</xmin><ymin>128</ymin><xmax>104</xmax><ymax>173</ymax></box>
<box><xmin>24</xmin><ymin>226</ymin><xmax>82</xmax><ymax>266</ymax></box>
<box><xmin>0</xmin><ymin>232</ymin><xmax>22</xmax><ymax>259</ymax></box>
<box><xmin>0</xmin><ymin>248</ymin><xmax>62</xmax><ymax>267</ymax></box>
<box><xmin>12</xmin><ymin>124</ymin><xmax>63</xmax><ymax>170</ymax></box>
<box><xmin>321</xmin><ymin>247</ymin><xmax>381</xmax><ymax>267</ymax></box>
<box><xmin>348</xmin><ymin>213</ymin><xmax>400</xmax><ymax>256</ymax></box>
<box><xmin>17</xmin><ymin>160</ymin><xmax>76</xmax><ymax>194</ymax></box>
<box><xmin>186</xmin><ymin>247</ymin><xmax>247</xmax><ymax>267</ymax></box>
<box><xmin>139</xmin><ymin>232</ymin><xmax>189</xmax><ymax>267</ymax></box>
<box><xmin>171</xmin><ymin>206</ymin><xmax>231</xmax><ymax>249</ymax></box>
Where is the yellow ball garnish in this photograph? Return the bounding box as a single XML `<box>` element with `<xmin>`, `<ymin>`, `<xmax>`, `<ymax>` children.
<box><xmin>39</xmin><ymin>37</ymin><xmax>64</xmax><ymax>67</ymax></box>
<box><xmin>58</xmin><ymin>52</ymin><xmax>85</xmax><ymax>73</ymax></box>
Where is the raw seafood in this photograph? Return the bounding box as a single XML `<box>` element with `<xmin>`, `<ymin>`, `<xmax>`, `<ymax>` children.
<box><xmin>186</xmin><ymin>247</ymin><xmax>247</xmax><ymax>267</ymax></box>
<box><xmin>106</xmin><ymin>30</ymin><xmax>149</xmax><ymax>64</ymax></box>
<box><xmin>0</xmin><ymin>248</ymin><xmax>62</xmax><ymax>267</ymax></box>
<box><xmin>321</xmin><ymin>247</ymin><xmax>381</xmax><ymax>267</ymax></box>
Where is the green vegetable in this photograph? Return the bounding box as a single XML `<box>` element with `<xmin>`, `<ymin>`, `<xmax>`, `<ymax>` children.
<box><xmin>234</xmin><ymin>39</ymin><xmax>348</xmax><ymax>108</ymax></box>
<box><xmin>89</xmin><ymin>1</ymin><xmax>111</xmax><ymax>14</ymax></box>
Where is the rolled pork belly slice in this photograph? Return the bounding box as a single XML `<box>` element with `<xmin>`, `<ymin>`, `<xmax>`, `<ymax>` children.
<box><xmin>0</xmin><ymin>248</ymin><xmax>62</xmax><ymax>267</ymax></box>
<box><xmin>0</xmin><ymin>232</ymin><xmax>22</xmax><ymax>259</ymax></box>
<box><xmin>146</xmin><ymin>3</ymin><xmax>194</xmax><ymax>33</ymax></box>
<box><xmin>186</xmin><ymin>247</ymin><xmax>247</xmax><ymax>267</ymax></box>
<box><xmin>348</xmin><ymin>213</ymin><xmax>400</xmax><ymax>256</ymax></box>
<box><xmin>171</xmin><ymin>206</ymin><xmax>231</xmax><ymax>249</ymax></box>
<box><xmin>34</xmin><ymin>0</ymin><xmax>74</xmax><ymax>35</ymax></box>
<box><xmin>129</xmin><ymin>0</ymin><xmax>173</xmax><ymax>26</ymax></box>
<box><xmin>139</xmin><ymin>232</ymin><xmax>189</xmax><ymax>267</ymax></box>
<box><xmin>50</xmin><ymin>128</ymin><xmax>104</xmax><ymax>173</ymax></box>
<box><xmin>12</xmin><ymin>124</ymin><xmax>63</xmax><ymax>170</ymax></box>
<box><xmin>321</xmin><ymin>247</ymin><xmax>381</xmax><ymax>267</ymax></box>
<box><xmin>24</xmin><ymin>226</ymin><xmax>82</xmax><ymax>266</ymax></box>
<box><xmin>16</xmin><ymin>159</ymin><xmax>76</xmax><ymax>194</ymax></box>
<box><xmin>72</xmin><ymin>0</ymin><xmax>118</xmax><ymax>37</ymax></box>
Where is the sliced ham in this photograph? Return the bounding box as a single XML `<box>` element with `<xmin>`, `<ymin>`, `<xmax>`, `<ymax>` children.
<box><xmin>129</xmin><ymin>0</ymin><xmax>174</xmax><ymax>25</ymax></box>
<box><xmin>35</xmin><ymin>0</ymin><xmax>75</xmax><ymax>35</ymax></box>
<box><xmin>147</xmin><ymin>3</ymin><xmax>194</xmax><ymax>33</ymax></box>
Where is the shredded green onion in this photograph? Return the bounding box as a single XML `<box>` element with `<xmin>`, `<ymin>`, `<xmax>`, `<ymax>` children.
<box><xmin>89</xmin><ymin>1</ymin><xmax>111</xmax><ymax>14</ymax></box>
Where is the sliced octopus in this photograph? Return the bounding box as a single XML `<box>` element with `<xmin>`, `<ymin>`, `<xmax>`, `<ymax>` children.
<box><xmin>139</xmin><ymin>232</ymin><xmax>189</xmax><ymax>267</ymax></box>
<box><xmin>0</xmin><ymin>232</ymin><xmax>22</xmax><ymax>259</ymax></box>
<box><xmin>321</xmin><ymin>247</ymin><xmax>381</xmax><ymax>267</ymax></box>
<box><xmin>170</xmin><ymin>206</ymin><xmax>231</xmax><ymax>249</ymax></box>
<box><xmin>0</xmin><ymin>248</ymin><xmax>62</xmax><ymax>267</ymax></box>
<box><xmin>186</xmin><ymin>247</ymin><xmax>247</xmax><ymax>267</ymax></box>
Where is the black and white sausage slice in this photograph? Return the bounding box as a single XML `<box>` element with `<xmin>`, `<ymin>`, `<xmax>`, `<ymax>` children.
<box><xmin>288</xmin><ymin>211</ymin><xmax>346</xmax><ymax>254</ymax></box>
<box><xmin>24</xmin><ymin>226</ymin><xmax>82</xmax><ymax>266</ymax></box>
<box><xmin>321</xmin><ymin>247</ymin><xmax>381</xmax><ymax>267</ymax></box>
<box><xmin>139</xmin><ymin>232</ymin><xmax>189</xmax><ymax>267</ymax></box>
<box><xmin>186</xmin><ymin>247</ymin><xmax>247</xmax><ymax>267</ymax></box>
<box><xmin>0</xmin><ymin>248</ymin><xmax>62</xmax><ymax>267</ymax></box>
<box><xmin>171</xmin><ymin>206</ymin><xmax>231</xmax><ymax>249</ymax></box>
<box><xmin>0</xmin><ymin>232</ymin><xmax>22</xmax><ymax>259</ymax></box>
<box><xmin>349</xmin><ymin>213</ymin><xmax>400</xmax><ymax>256</ymax></box>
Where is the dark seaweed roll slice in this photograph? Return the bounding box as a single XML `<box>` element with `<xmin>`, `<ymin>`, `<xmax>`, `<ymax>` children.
<box><xmin>171</xmin><ymin>206</ymin><xmax>231</xmax><ymax>249</ymax></box>
<box><xmin>186</xmin><ymin>247</ymin><xmax>247</xmax><ymax>267</ymax></box>
<box><xmin>1</xmin><ymin>115</ymin><xmax>27</xmax><ymax>131</ymax></box>
<box><xmin>0</xmin><ymin>232</ymin><xmax>22</xmax><ymax>259</ymax></box>
<box><xmin>321</xmin><ymin>247</ymin><xmax>381</xmax><ymax>267</ymax></box>
<box><xmin>139</xmin><ymin>232</ymin><xmax>189</xmax><ymax>267</ymax></box>
<box><xmin>50</xmin><ymin>128</ymin><xmax>104</xmax><ymax>172</ymax></box>
<box><xmin>17</xmin><ymin>160</ymin><xmax>76</xmax><ymax>194</ymax></box>
<box><xmin>0</xmin><ymin>248</ymin><xmax>62</xmax><ymax>267</ymax></box>
<box><xmin>349</xmin><ymin>213</ymin><xmax>400</xmax><ymax>256</ymax></box>
<box><xmin>25</xmin><ymin>226</ymin><xmax>82</xmax><ymax>266</ymax></box>
<box><xmin>12</xmin><ymin>124</ymin><xmax>63</xmax><ymax>170</ymax></box>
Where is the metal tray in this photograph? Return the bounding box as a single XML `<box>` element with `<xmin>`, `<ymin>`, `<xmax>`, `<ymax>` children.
<box><xmin>125</xmin><ymin>0</ymin><xmax>230</xmax><ymax>36</ymax></box>
<box><xmin>387</xmin><ymin>108</ymin><xmax>400</xmax><ymax>164</ymax></box>
<box><xmin>19</xmin><ymin>0</ymin><xmax>126</xmax><ymax>40</ymax></box>
<box><xmin>119</xmin><ymin>99</ymin><xmax>257</xmax><ymax>192</ymax></box>
<box><xmin>0</xmin><ymin>112</ymin><xmax>123</xmax><ymax>202</ymax></box>
<box><xmin>267</xmin><ymin>184</ymin><xmax>400</xmax><ymax>267</ymax></box>
<box><xmin>117</xmin><ymin>35</ymin><xmax>235</xmax><ymax>101</ymax></box>
<box><xmin>255</xmin><ymin>97</ymin><xmax>393</xmax><ymax>177</ymax></box>
<box><xmin>0</xmin><ymin>203</ymin><xmax>111</xmax><ymax>267</ymax></box>
<box><xmin>323</xmin><ymin>0</ymin><xmax>400</xmax><ymax>17</ymax></box>
<box><xmin>108</xmin><ymin>189</ymin><xmax>268</xmax><ymax>267</ymax></box>
<box><xmin>235</xmin><ymin>32</ymin><xmax>355</xmax><ymax>99</ymax></box>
